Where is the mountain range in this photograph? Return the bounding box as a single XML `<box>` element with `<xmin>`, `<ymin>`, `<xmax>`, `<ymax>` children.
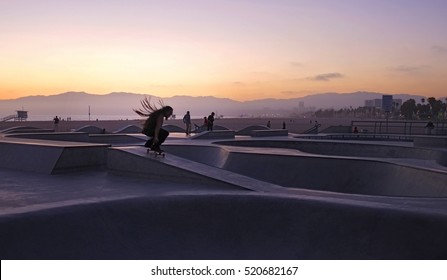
<box><xmin>0</xmin><ymin>91</ymin><xmax>430</xmax><ymax>119</ymax></box>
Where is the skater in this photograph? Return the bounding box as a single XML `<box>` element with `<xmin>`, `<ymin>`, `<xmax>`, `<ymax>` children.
<box><xmin>134</xmin><ymin>97</ymin><xmax>173</xmax><ymax>152</ymax></box>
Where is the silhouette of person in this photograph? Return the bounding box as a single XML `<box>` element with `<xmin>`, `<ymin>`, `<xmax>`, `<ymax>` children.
<box><xmin>207</xmin><ymin>112</ymin><xmax>215</xmax><ymax>131</ymax></box>
<box><xmin>53</xmin><ymin>116</ymin><xmax>59</xmax><ymax>131</ymax></box>
<box><xmin>134</xmin><ymin>97</ymin><xmax>173</xmax><ymax>152</ymax></box>
<box><xmin>267</xmin><ymin>120</ymin><xmax>271</xmax><ymax>128</ymax></box>
<box><xmin>426</xmin><ymin>121</ymin><xmax>435</xmax><ymax>135</ymax></box>
<box><xmin>353</xmin><ymin>126</ymin><xmax>359</xmax><ymax>134</ymax></box>
<box><xmin>282</xmin><ymin>121</ymin><xmax>286</xmax><ymax>129</ymax></box>
<box><xmin>183</xmin><ymin>111</ymin><xmax>191</xmax><ymax>135</ymax></box>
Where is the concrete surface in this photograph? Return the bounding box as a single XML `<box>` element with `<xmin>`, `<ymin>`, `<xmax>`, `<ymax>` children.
<box><xmin>1</xmin><ymin>129</ymin><xmax>447</xmax><ymax>259</ymax></box>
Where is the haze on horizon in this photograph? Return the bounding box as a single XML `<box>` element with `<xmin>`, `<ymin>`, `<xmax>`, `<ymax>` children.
<box><xmin>1</xmin><ymin>0</ymin><xmax>446</xmax><ymax>101</ymax></box>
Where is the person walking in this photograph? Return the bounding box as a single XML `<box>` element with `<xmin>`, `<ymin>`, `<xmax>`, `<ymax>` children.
<box><xmin>134</xmin><ymin>97</ymin><xmax>173</xmax><ymax>152</ymax></box>
<box><xmin>183</xmin><ymin>111</ymin><xmax>191</xmax><ymax>135</ymax></box>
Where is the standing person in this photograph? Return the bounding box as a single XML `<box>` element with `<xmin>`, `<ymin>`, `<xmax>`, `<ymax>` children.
<box><xmin>425</xmin><ymin>121</ymin><xmax>435</xmax><ymax>135</ymax></box>
<box><xmin>53</xmin><ymin>116</ymin><xmax>59</xmax><ymax>131</ymax></box>
<box><xmin>134</xmin><ymin>97</ymin><xmax>173</xmax><ymax>152</ymax></box>
<box><xmin>207</xmin><ymin>112</ymin><xmax>215</xmax><ymax>131</ymax></box>
<box><xmin>183</xmin><ymin>111</ymin><xmax>191</xmax><ymax>135</ymax></box>
<box><xmin>266</xmin><ymin>120</ymin><xmax>271</xmax><ymax>128</ymax></box>
<box><xmin>282</xmin><ymin>121</ymin><xmax>286</xmax><ymax>129</ymax></box>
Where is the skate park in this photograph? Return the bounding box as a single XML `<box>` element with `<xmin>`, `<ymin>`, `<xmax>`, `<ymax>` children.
<box><xmin>1</xmin><ymin>124</ymin><xmax>447</xmax><ymax>259</ymax></box>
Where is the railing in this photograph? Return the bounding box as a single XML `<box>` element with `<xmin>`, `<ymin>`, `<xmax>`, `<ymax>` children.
<box><xmin>350</xmin><ymin>120</ymin><xmax>447</xmax><ymax>136</ymax></box>
<box><xmin>297</xmin><ymin>134</ymin><xmax>413</xmax><ymax>142</ymax></box>
<box><xmin>1</xmin><ymin>114</ymin><xmax>17</xmax><ymax>122</ymax></box>
<box><xmin>301</xmin><ymin>123</ymin><xmax>322</xmax><ymax>134</ymax></box>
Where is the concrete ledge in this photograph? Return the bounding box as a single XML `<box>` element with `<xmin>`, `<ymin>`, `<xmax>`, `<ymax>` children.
<box><xmin>75</xmin><ymin>125</ymin><xmax>104</xmax><ymax>134</ymax></box>
<box><xmin>89</xmin><ymin>134</ymin><xmax>143</xmax><ymax>144</ymax></box>
<box><xmin>191</xmin><ymin>130</ymin><xmax>235</xmax><ymax>139</ymax></box>
<box><xmin>251</xmin><ymin>129</ymin><xmax>288</xmax><ymax>137</ymax></box>
<box><xmin>414</xmin><ymin>136</ymin><xmax>447</xmax><ymax>148</ymax></box>
<box><xmin>0</xmin><ymin>138</ymin><xmax>110</xmax><ymax>174</ymax></box>
<box><xmin>162</xmin><ymin>125</ymin><xmax>185</xmax><ymax>133</ymax></box>
<box><xmin>3</xmin><ymin>128</ymin><xmax>55</xmax><ymax>134</ymax></box>
<box><xmin>236</xmin><ymin>125</ymin><xmax>269</xmax><ymax>136</ymax></box>
<box><xmin>113</xmin><ymin>125</ymin><xmax>142</xmax><ymax>133</ymax></box>
<box><xmin>1</xmin><ymin>126</ymin><xmax>40</xmax><ymax>133</ymax></box>
<box><xmin>5</xmin><ymin>132</ymin><xmax>90</xmax><ymax>142</ymax></box>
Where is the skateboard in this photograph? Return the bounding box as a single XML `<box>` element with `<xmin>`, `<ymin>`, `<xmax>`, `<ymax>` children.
<box><xmin>147</xmin><ymin>148</ymin><xmax>165</xmax><ymax>158</ymax></box>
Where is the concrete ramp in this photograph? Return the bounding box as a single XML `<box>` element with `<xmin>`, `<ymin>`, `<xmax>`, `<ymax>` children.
<box><xmin>191</xmin><ymin>130</ymin><xmax>235</xmax><ymax>139</ymax></box>
<box><xmin>236</xmin><ymin>125</ymin><xmax>269</xmax><ymax>136</ymax></box>
<box><xmin>162</xmin><ymin>144</ymin><xmax>447</xmax><ymax>197</ymax></box>
<box><xmin>0</xmin><ymin>138</ymin><xmax>109</xmax><ymax>174</ymax></box>
<box><xmin>1</xmin><ymin>126</ymin><xmax>54</xmax><ymax>134</ymax></box>
<box><xmin>89</xmin><ymin>134</ymin><xmax>144</xmax><ymax>145</ymax></box>
<box><xmin>162</xmin><ymin>125</ymin><xmax>185</xmax><ymax>133</ymax></box>
<box><xmin>113</xmin><ymin>125</ymin><xmax>142</xmax><ymax>133</ymax></box>
<box><xmin>75</xmin><ymin>125</ymin><xmax>104</xmax><ymax>134</ymax></box>
<box><xmin>5</xmin><ymin>132</ymin><xmax>90</xmax><ymax>142</ymax></box>
<box><xmin>107</xmin><ymin>146</ymin><xmax>283</xmax><ymax>192</ymax></box>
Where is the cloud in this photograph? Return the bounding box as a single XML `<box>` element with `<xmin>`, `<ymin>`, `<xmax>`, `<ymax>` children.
<box><xmin>308</xmin><ymin>72</ymin><xmax>344</xmax><ymax>82</ymax></box>
<box><xmin>432</xmin><ymin>45</ymin><xmax>447</xmax><ymax>55</ymax></box>
<box><xmin>391</xmin><ymin>65</ymin><xmax>430</xmax><ymax>73</ymax></box>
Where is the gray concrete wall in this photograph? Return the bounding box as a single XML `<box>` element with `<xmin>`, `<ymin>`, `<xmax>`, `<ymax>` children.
<box><xmin>0</xmin><ymin>139</ymin><xmax>109</xmax><ymax>174</ymax></box>
<box><xmin>163</xmin><ymin>144</ymin><xmax>447</xmax><ymax>197</ymax></box>
<box><xmin>1</xmin><ymin>194</ymin><xmax>446</xmax><ymax>259</ymax></box>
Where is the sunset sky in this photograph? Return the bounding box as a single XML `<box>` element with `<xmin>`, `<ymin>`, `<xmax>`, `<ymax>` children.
<box><xmin>1</xmin><ymin>0</ymin><xmax>446</xmax><ymax>101</ymax></box>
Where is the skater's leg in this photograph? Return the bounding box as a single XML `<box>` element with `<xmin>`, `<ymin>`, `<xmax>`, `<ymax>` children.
<box><xmin>158</xmin><ymin>129</ymin><xmax>169</xmax><ymax>145</ymax></box>
<box><xmin>151</xmin><ymin>129</ymin><xmax>169</xmax><ymax>152</ymax></box>
<box><xmin>144</xmin><ymin>138</ymin><xmax>153</xmax><ymax>147</ymax></box>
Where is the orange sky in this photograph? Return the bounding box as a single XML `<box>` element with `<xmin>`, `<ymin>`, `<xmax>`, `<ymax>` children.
<box><xmin>1</xmin><ymin>0</ymin><xmax>446</xmax><ymax>101</ymax></box>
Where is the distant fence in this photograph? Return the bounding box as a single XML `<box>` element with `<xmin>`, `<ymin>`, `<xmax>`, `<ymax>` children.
<box><xmin>350</xmin><ymin>120</ymin><xmax>447</xmax><ymax>136</ymax></box>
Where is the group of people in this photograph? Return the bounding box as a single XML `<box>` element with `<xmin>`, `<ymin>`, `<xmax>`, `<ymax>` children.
<box><xmin>183</xmin><ymin>111</ymin><xmax>216</xmax><ymax>135</ymax></box>
<box><xmin>134</xmin><ymin>97</ymin><xmax>216</xmax><ymax>152</ymax></box>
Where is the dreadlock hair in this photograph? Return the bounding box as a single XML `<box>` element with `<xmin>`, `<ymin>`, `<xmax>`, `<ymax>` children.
<box><xmin>133</xmin><ymin>96</ymin><xmax>165</xmax><ymax>117</ymax></box>
<box><xmin>134</xmin><ymin>96</ymin><xmax>173</xmax><ymax>133</ymax></box>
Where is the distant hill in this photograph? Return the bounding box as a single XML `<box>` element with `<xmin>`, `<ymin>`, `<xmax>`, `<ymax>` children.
<box><xmin>0</xmin><ymin>91</ymin><xmax>429</xmax><ymax>120</ymax></box>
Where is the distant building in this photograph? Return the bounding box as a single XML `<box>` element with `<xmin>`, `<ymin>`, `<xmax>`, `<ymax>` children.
<box><xmin>364</xmin><ymin>100</ymin><xmax>374</xmax><ymax>107</ymax></box>
<box><xmin>382</xmin><ymin>95</ymin><xmax>393</xmax><ymax>112</ymax></box>
<box><xmin>364</xmin><ymin>95</ymin><xmax>401</xmax><ymax>111</ymax></box>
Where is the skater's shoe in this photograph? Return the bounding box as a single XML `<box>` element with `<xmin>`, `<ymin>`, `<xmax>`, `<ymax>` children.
<box><xmin>144</xmin><ymin>139</ymin><xmax>153</xmax><ymax>147</ymax></box>
<box><xmin>150</xmin><ymin>145</ymin><xmax>164</xmax><ymax>153</ymax></box>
